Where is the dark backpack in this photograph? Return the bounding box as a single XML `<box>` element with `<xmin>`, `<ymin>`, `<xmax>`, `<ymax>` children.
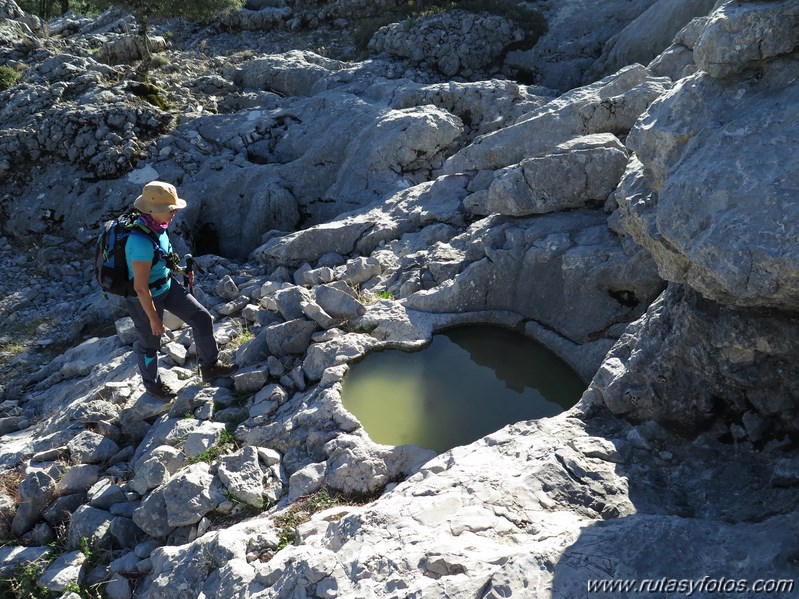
<box><xmin>94</xmin><ymin>210</ymin><xmax>165</xmax><ymax>298</ymax></box>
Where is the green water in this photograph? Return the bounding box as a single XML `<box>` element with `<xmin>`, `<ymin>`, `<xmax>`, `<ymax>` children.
<box><xmin>341</xmin><ymin>326</ymin><xmax>586</xmax><ymax>453</ymax></box>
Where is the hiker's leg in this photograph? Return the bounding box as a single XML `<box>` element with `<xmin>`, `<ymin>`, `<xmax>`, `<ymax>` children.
<box><xmin>162</xmin><ymin>281</ymin><xmax>219</xmax><ymax>366</ymax></box>
<box><xmin>125</xmin><ymin>296</ymin><xmax>166</xmax><ymax>388</ymax></box>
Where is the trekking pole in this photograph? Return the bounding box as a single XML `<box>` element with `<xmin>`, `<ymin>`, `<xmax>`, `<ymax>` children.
<box><xmin>184</xmin><ymin>253</ymin><xmax>195</xmax><ymax>296</ymax></box>
<box><xmin>183</xmin><ymin>254</ymin><xmax>206</xmax><ymax>297</ymax></box>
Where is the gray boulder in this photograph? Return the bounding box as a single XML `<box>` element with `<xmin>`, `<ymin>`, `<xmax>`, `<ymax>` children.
<box><xmin>11</xmin><ymin>470</ymin><xmax>56</xmax><ymax>536</ymax></box>
<box><xmin>287</xmin><ymin>462</ymin><xmax>326</xmax><ymax>502</ymax></box>
<box><xmin>162</xmin><ymin>463</ymin><xmax>221</xmax><ymax>527</ymax></box>
<box><xmin>132</xmin><ymin>488</ymin><xmax>173</xmax><ymax>539</ymax></box>
<box><xmin>486</xmin><ymin>133</ymin><xmax>629</xmax><ymax>216</ymax></box>
<box><xmin>586</xmin><ymin>0</ymin><xmax>717</xmax><ymax>81</ymax></box>
<box><xmin>303</xmin><ymin>333</ymin><xmax>379</xmax><ymax>381</ymax></box>
<box><xmin>221</xmin><ymin>6</ymin><xmax>292</xmax><ymax>31</ymax></box>
<box><xmin>694</xmin><ymin>0</ymin><xmax>799</xmax><ymax>79</ymax></box>
<box><xmin>324</xmin><ymin>434</ymin><xmax>436</xmax><ymax>496</ymax></box>
<box><xmin>505</xmin><ymin>0</ymin><xmax>655</xmax><ymax>90</ymax></box>
<box><xmin>128</xmin><ymin>445</ymin><xmax>185</xmax><ymax>496</ymax></box>
<box><xmin>370</xmin><ymin>10</ymin><xmax>524</xmax><ymax>78</ymax></box>
<box><xmin>217</xmin><ymin>447</ymin><xmax>264</xmax><ymax>508</ymax></box>
<box><xmin>184</xmin><ymin>422</ymin><xmax>227</xmax><ymax>459</ymax></box>
<box><xmin>584</xmin><ymin>285</ymin><xmax>799</xmax><ymax>438</ymax></box>
<box><xmin>404</xmin><ymin>211</ymin><xmax>663</xmax><ymax>345</ymax></box>
<box><xmin>231</xmin><ymin>50</ymin><xmax>343</xmax><ymax>97</ymax></box>
<box><xmin>273</xmin><ymin>286</ymin><xmax>314</xmax><ymax>321</ymax></box>
<box><xmin>618</xmin><ymin>53</ymin><xmax>799</xmax><ymax>309</ymax></box>
<box><xmin>314</xmin><ymin>284</ymin><xmax>366</xmax><ymax>321</ymax></box>
<box><xmin>68</xmin><ymin>505</ymin><xmax>114</xmax><ymax>549</ymax></box>
<box><xmin>443</xmin><ymin>65</ymin><xmax>671</xmax><ymax>174</ymax></box>
<box><xmin>264</xmin><ymin>318</ymin><xmax>318</xmax><ymax>356</ymax></box>
<box><xmin>38</xmin><ymin>550</ymin><xmax>85</xmax><ymax>593</ymax></box>
<box><xmin>67</xmin><ymin>430</ymin><xmax>121</xmax><ymax>464</ymax></box>
<box><xmin>97</xmin><ymin>34</ymin><xmax>167</xmax><ymax>66</ymax></box>
<box><xmin>55</xmin><ymin>464</ymin><xmax>100</xmax><ymax>496</ymax></box>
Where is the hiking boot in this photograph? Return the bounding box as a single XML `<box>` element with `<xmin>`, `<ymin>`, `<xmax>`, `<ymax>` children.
<box><xmin>200</xmin><ymin>361</ymin><xmax>238</xmax><ymax>381</ymax></box>
<box><xmin>145</xmin><ymin>380</ymin><xmax>176</xmax><ymax>400</ymax></box>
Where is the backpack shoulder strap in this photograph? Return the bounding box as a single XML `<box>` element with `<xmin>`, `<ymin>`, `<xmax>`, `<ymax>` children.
<box><xmin>129</xmin><ymin>222</ymin><xmax>167</xmax><ymax>264</ymax></box>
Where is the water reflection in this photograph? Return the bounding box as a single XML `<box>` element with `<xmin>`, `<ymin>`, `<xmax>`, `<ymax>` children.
<box><xmin>341</xmin><ymin>326</ymin><xmax>585</xmax><ymax>453</ymax></box>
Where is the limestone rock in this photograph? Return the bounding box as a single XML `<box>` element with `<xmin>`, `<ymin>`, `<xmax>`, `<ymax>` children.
<box><xmin>128</xmin><ymin>445</ymin><xmax>185</xmax><ymax>496</ymax></box>
<box><xmin>264</xmin><ymin>318</ymin><xmax>318</xmax><ymax>356</ymax></box>
<box><xmin>132</xmin><ymin>488</ymin><xmax>173</xmax><ymax>539</ymax></box>
<box><xmin>217</xmin><ymin>446</ymin><xmax>264</xmax><ymax>508</ymax></box>
<box><xmin>68</xmin><ymin>505</ymin><xmax>114</xmax><ymax>549</ymax></box>
<box><xmin>506</xmin><ymin>0</ymin><xmax>655</xmax><ymax>90</ymax></box>
<box><xmin>314</xmin><ymin>284</ymin><xmax>366</xmax><ymax>321</ymax></box>
<box><xmin>273</xmin><ymin>286</ymin><xmax>313</xmax><ymax>321</ymax></box>
<box><xmin>115</xmin><ymin>317</ymin><xmax>137</xmax><ymax>346</ymax></box>
<box><xmin>370</xmin><ymin>10</ymin><xmax>524</xmax><ymax>78</ymax></box>
<box><xmin>87</xmin><ymin>478</ymin><xmax>126</xmax><ymax>510</ymax></box>
<box><xmin>97</xmin><ymin>34</ymin><xmax>167</xmax><ymax>66</ymax></box>
<box><xmin>388</xmin><ymin>79</ymin><xmax>553</xmax><ymax>141</ymax></box>
<box><xmin>288</xmin><ymin>462</ymin><xmax>326</xmax><ymax>502</ymax></box>
<box><xmin>221</xmin><ymin>6</ymin><xmax>292</xmax><ymax>31</ymax></box>
<box><xmin>302</xmin><ymin>333</ymin><xmax>379</xmax><ymax>381</ymax></box>
<box><xmin>584</xmin><ymin>285</ymin><xmax>799</xmax><ymax>438</ymax></box>
<box><xmin>162</xmin><ymin>463</ymin><xmax>221</xmax><ymax>527</ymax></box>
<box><xmin>232</xmin><ymin>50</ymin><xmax>343</xmax><ymax>97</ymax></box>
<box><xmin>232</xmin><ymin>368</ymin><xmax>270</xmax><ymax>394</ymax></box>
<box><xmin>618</xmin><ymin>58</ymin><xmax>799</xmax><ymax>310</ymax></box>
<box><xmin>486</xmin><ymin>133</ymin><xmax>629</xmax><ymax>216</ymax></box>
<box><xmin>0</xmin><ymin>546</ymin><xmax>52</xmax><ymax>578</ymax></box>
<box><xmin>38</xmin><ymin>550</ymin><xmax>85</xmax><ymax>592</ymax></box>
<box><xmin>324</xmin><ymin>434</ymin><xmax>436</xmax><ymax>496</ymax></box>
<box><xmin>163</xmin><ymin>342</ymin><xmax>187</xmax><ymax>366</ymax></box>
<box><xmin>11</xmin><ymin>470</ymin><xmax>56</xmax><ymax>536</ymax></box>
<box><xmin>55</xmin><ymin>465</ymin><xmax>100</xmax><ymax>496</ymax></box>
<box><xmin>184</xmin><ymin>422</ymin><xmax>228</xmax><ymax>459</ymax></box>
<box><xmin>301</xmin><ymin>300</ymin><xmax>338</xmax><ymax>329</ymax></box>
<box><xmin>404</xmin><ymin>211</ymin><xmax>663</xmax><ymax>345</ymax></box>
<box><xmin>67</xmin><ymin>430</ymin><xmax>121</xmax><ymax>464</ymax></box>
<box><xmin>586</xmin><ymin>0</ymin><xmax>717</xmax><ymax>81</ymax></box>
<box><xmin>443</xmin><ymin>65</ymin><xmax>671</xmax><ymax>174</ymax></box>
<box><xmin>694</xmin><ymin>0</ymin><xmax>799</xmax><ymax>79</ymax></box>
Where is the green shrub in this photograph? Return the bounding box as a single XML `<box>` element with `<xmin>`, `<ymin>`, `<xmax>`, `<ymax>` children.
<box><xmin>0</xmin><ymin>65</ymin><xmax>22</xmax><ymax>92</ymax></box>
<box><xmin>127</xmin><ymin>81</ymin><xmax>169</xmax><ymax>110</ymax></box>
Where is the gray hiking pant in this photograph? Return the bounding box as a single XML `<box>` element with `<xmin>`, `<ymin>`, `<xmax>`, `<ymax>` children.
<box><xmin>125</xmin><ymin>278</ymin><xmax>218</xmax><ymax>389</ymax></box>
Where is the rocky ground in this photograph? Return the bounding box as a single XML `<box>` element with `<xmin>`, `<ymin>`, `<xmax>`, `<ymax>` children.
<box><xmin>0</xmin><ymin>0</ymin><xmax>798</xmax><ymax>597</ymax></box>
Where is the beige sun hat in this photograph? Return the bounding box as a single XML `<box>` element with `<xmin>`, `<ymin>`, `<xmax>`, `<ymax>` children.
<box><xmin>133</xmin><ymin>181</ymin><xmax>187</xmax><ymax>214</ymax></box>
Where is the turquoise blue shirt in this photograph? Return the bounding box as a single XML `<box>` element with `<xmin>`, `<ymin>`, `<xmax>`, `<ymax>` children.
<box><xmin>126</xmin><ymin>220</ymin><xmax>172</xmax><ymax>297</ymax></box>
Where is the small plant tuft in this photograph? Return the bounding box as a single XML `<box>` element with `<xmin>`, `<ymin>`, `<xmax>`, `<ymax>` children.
<box><xmin>127</xmin><ymin>82</ymin><xmax>169</xmax><ymax>110</ymax></box>
<box><xmin>7</xmin><ymin>559</ymin><xmax>54</xmax><ymax>599</ymax></box>
<box><xmin>0</xmin><ymin>65</ymin><xmax>22</xmax><ymax>92</ymax></box>
<box><xmin>186</xmin><ymin>429</ymin><xmax>238</xmax><ymax>465</ymax></box>
<box><xmin>273</xmin><ymin>487</ymin><xmax>340</xmax><ymax>552</ymax></box>
<box><xmin>227</xmin><ymin>321</ymin><xmax>254</xmax><ymax>351</ymax></box>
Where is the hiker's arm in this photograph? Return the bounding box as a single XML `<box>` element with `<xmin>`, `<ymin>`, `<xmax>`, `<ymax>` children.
<box><xmin>132</xmin><ymin>260</ymin><xmax>165</xmax><ymax>337</ymax></box>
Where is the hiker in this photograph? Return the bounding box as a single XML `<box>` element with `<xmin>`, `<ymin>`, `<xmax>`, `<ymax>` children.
<box><xmin>126</xmin><ymin>180</ymin><xmax>236</xmax><ymax>398</ymax></box>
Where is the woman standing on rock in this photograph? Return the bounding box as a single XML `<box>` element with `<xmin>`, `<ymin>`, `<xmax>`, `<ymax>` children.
<box><xmin>126</xmin><ymin>180</ymin><xmax>237</xmax><ymax>398</ymax></box>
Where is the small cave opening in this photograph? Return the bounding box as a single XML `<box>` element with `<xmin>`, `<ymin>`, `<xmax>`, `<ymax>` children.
<box><xmin>193</xmin><ymin>221</ymin><xmax>221</xmax><ymax>257</ymax></box>
<box><xmin>609</xmin><ymin>289</ymin><xmax>639</xmax><ymax>308</ymax></box>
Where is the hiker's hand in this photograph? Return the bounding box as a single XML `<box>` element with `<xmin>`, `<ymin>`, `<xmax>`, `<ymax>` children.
<box><xmin>150</xmin><ymin>317</ymin><xmax>165</xmax><ymax>337</ymax></box>
<box><xmin>188</xmin><ymin>271</ymin><xmax>194</xmax><ymax>286</ymax></box>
